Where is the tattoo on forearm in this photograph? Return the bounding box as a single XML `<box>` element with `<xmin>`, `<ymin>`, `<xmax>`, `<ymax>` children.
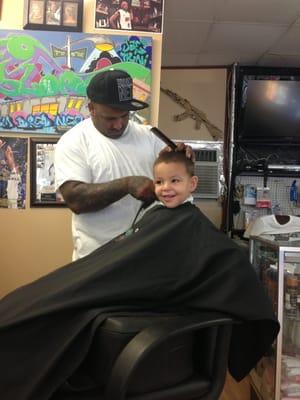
<box><xmin>63</xmin><ymin>178</ymin><xmax>129</xmax><ymax>213</ymax></box>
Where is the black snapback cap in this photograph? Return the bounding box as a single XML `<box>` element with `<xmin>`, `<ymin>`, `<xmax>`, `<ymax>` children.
<box><xmin>86</xmin><ymin>68</ymin><xmax>149</xmax><ymax>111</ymax></box>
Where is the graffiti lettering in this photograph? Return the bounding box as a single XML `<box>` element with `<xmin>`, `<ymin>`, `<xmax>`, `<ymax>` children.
<box><xmin>39</xmin><ymin>75</ymin><xmax>61</xmax><ymax>97</ymax></box>
<box><xmin>0</xmin><ymin>115</ymin><xmax>14</xmax><ymax>129</ymax></box>
<box><xmin>54</xmin><ymin>113</ymin><xmax>84</xmax><ymax>127</ymax></box>
<box><xmin>6</xmin><ymin>35</ymin><xmax>44</xmax><ymax>61</ymax></box>
<box><xmin>15</xmin><ymin>113</ymin><xmax>53</xmax><ymax>129</ymax></box>
<box><xmin>0</xmin><ymin>112</ymin><xmax>84</xmax><ymax>132</ymax></box>
<box><xmin>59</xmin><ymin>71</ymin><xmax>86</xmax><ymax>96</ymax></box>
<box><xmin>119</xmin><ymin>38</ymin><xmax>150</xmax><ymax>67</ymax></box>
<box><xmin>0</xmin><ymin>68</ymin><xmax>87</xmax><ymax>98</ymax></box>
<box><xmin>0</xmin><ymin>35</ymin><xmax>87</xmax><ymax>98</ymax></box>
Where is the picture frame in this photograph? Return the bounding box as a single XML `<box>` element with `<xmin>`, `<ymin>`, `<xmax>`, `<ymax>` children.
<box><xmin>0</xmin><ymin>136</ymin><xmax>28</xmax><ymax>209</ymax></box>
<box><xmin>95</xmin><ymin>0</ymin><xmax>164</xmax><ymax>33</ymax></box>
<box><xmin>24</xmin><ymin>0</ymin><xmax>83</xmax><ymax>32</ymax></box>
<box><xmin>30</xmin><ymin>138</ymin><xmax>65</xmax><ymax>207</ymax></box>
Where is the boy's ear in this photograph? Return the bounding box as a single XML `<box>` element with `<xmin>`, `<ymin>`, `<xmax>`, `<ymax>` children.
<box><xmin>190</xmin><ymin>175</ymin><xmax>198</xmax><ymax>192</ymax></box>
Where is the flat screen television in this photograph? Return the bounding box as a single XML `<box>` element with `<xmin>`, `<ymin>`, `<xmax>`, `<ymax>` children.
<box><xmin>237</xmin><ymin>76</ymin><xmax>300</xmax><ymax>145</ymax></box>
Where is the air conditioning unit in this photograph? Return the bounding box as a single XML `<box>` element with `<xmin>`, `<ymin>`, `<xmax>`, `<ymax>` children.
<box><xmin>175</xmin><ymin>140</ymin><xmax>223</xmax><ymax>199</ymax></box>
<box><xmin>194</xmin><ymin>149</ymin><xmax>220</xmax><ymax>199</ymax></box>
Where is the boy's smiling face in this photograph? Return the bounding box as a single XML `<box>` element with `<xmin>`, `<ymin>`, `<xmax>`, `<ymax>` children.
<box><xmin>154</xmin><ymin>161</ymin><xmax>198</xmax><ymax>208</ymax></box>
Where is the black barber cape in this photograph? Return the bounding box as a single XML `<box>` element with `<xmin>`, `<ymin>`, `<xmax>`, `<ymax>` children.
<box><xmin>0</xmin><ymin>203</ymin><xmax>279</xmax><ymax>400</ymax></box>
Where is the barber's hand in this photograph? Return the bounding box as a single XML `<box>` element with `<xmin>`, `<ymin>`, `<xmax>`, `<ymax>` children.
<box><xmin>127</xmin><ymin>176</ymin><xmax>156</xmax><ymax>204</ymax></box>
<box><xmin>159</xmin><ymin>143</ymin><xmax>195</xmax><ymax>162</ymax></box>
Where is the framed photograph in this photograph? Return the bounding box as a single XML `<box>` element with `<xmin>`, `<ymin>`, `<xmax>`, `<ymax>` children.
<box><xmin>24</xmin><ymin>0</ymin><xmax>83</xmax><ymax>32</ymax></box>
<box><xmin>30</xmin><ymin>138</ymin><xmax>65</xmax><ymax>207</ymax></box>
<box><xmin>0</xmin><ymin>136</ymin><xmax>28</xmax><ymax>209</ymax></box>
<box><xmin>95</xmin><ymin>0</ymin><xmax>164</xmax><ymax>33</ymax></box>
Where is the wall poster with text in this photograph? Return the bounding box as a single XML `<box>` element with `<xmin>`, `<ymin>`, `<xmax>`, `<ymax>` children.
<box><xmin>0</xmin><ymin>29</ymin><xmax>152</xmax><ymax>134</ymax></box>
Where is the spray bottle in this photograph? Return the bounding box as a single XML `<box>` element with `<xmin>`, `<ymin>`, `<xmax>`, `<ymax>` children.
<box><xmin>290</xmin><ymin>180</ymin><xmax>298</xmax><ymax>203</ymax></box>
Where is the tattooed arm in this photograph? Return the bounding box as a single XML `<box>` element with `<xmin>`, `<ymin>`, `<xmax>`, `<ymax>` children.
<box><xmin>59</xmin><ymin>176</ymin><xmax>156</xmax><ymax>214</ymax></box>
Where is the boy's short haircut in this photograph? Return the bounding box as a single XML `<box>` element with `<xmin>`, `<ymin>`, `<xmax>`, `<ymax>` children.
<box><xmin>153</xmin><ymin>151</ymin><xmax>195</xmax><ymax>176</ymax></box>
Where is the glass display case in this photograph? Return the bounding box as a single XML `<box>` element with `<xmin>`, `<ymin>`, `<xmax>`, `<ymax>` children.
<box><xmin>249</xmin><ymin>236</ymin><xmax>300</xmax><ymax>400</ymax></box>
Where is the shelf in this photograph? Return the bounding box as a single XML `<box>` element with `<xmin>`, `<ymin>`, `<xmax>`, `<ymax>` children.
<box><xmin>234</xmin><ymin>169</ymin><xmax>300</xmax><ymax>178</ymax></box>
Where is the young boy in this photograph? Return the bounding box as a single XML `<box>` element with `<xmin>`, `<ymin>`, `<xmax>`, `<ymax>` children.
<box><xmin>153</xmin><ymin>151</ymin><xmax>198</xmax><ymax>208</ymax></box>
<box><xmin>119</xmin><ymin>151</ymin><xmax>198</xmax><ymax>232</ymax></box>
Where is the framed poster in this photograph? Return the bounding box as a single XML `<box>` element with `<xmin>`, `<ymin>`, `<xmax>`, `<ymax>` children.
<box><xmin>30</xmin><ymin>137</ymin><xmax>65</xmax><ymax>207</ymax></box>
<box><xmin>95</xmin><ymin>0</ymin><xmax>164</xmax><ymax>33</ymax></box>
<box><xmin>24</xmin><ymin>0</ymin><xmax>83</xmax><ymax>32</ymax></box>
<box><xmin>0</xmin><ymin>136</ymin><xmax>27</xmax><ymax>209</ymax></box>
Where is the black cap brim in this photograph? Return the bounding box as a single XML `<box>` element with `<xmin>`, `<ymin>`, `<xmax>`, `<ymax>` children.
<box><xmin>106</xmin><ymin>99</ymin><xmax>149</xmax><ymax>111</ymax></box>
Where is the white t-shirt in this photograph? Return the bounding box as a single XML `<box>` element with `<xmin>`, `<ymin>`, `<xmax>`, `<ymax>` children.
<box><xmin>244</xmin><ymin>215</ymin><xmax>300</xmax><ymax>239</ymax></box>
<box><xmin>55</xmin><ymin>118</ymin><xmax>164</xmax><ymax>260</ymax></box>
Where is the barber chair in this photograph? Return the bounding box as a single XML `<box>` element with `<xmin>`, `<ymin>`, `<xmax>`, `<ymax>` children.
<box><xmin>56</xmin><ymin>311</ymin><xmax>235</xmax><ymax>400</ymax></box>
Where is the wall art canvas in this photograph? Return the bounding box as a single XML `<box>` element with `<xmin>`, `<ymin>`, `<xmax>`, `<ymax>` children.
<box><xmin>0</xmin><ymin>136</ymin><xmax>28</xmax><ymax>209</ymax></box>
<box><xmin>0</xmin><ymin>29</ymin><xmax>152</xmax><ymax>134</ymax></box>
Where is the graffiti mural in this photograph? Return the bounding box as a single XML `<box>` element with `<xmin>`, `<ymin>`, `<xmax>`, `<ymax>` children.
<box><xmin>0</xmin><ymin>30</ymin><xmax>152</xmax><ymax>134</ymax></box>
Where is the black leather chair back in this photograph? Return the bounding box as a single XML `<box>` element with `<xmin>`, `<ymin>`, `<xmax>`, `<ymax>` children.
<box><xmin>57</xmin><ymin>311</ymin><xmax>234</xmax><ymax>400</ymax></box>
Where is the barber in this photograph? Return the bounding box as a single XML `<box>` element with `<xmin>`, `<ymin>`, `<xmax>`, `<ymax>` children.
<box><xmin>55</xmin><ymin>68</ymin><xmax>192</xmax><ymax>260</ymax></box>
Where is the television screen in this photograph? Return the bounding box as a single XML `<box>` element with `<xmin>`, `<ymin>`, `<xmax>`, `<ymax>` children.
<box><xmin>238</xmin><ymin>79</ymin><xmax>300</xmax><ymax>144</ymax></box>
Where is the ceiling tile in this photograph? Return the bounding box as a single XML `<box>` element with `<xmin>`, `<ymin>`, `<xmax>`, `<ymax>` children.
<box><xmin>164</xmin><ymin>0</ymin><xmax>218</xmax><ymax>21</ymax></box>
<box><xmin>161</xmin><ymin>0</ymin><xmax>300</xmax><ymax>67</ymax></box>
<box><xmin>205</xmin><ymin>22</ymin><xmax>286</xmax><ymax>54</ymax></box>
<box><xmin>269</xmin><ymin>25</ymin><xmax>300</xmax><ymax>55</ymax></box>
<box><xmin>162</xmin><ymin>20</ymin><xmax>212</xmax><ymax>53</ymax></box>
<box><xmin>214</xmin><ymin>0</ymin><xmax>300</xmax><ymax>24</ymax></box>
